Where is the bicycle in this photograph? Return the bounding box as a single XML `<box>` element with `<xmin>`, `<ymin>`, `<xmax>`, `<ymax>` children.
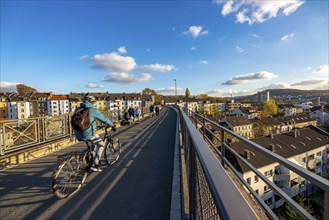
<box><xmin>52</xmin><ymin>125</ymin><xmax>121</xmax><ymax>199</ymax></box>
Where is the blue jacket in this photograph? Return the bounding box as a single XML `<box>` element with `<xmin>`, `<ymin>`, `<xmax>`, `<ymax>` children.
<box><xmin>74</xmin><ymin>101</ymin><xmax>114</xmax><ymax>141</ymax></box>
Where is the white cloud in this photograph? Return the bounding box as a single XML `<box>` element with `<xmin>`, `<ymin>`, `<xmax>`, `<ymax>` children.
<box><xmin>155</xmin><ymin>87</ymin><xmax>184</xmax><ymax>95</ymax></box>
<box><xmin>183</xmin><ymin>26</ymin><xmax>208</xmax><ymax>38</ymax></box>
<box><xmin>222</xmin><ymin>71</ymin><xmax>278</xmax><ymax>85</ymax></box>
<box><xmin>281</xmin><ymin>33</ymin><xmax>294</xmax><ymax>41</ymax></box>
<box><xmin>80</xmin><ymin>55</ymin><xmax>89</xmax><ymax>60</ymax></box>
<box><xmin>118</xmin><ymin>46</ymin><xmax>127</xmax><ymax>54</ymax></box>
<box><xmin>220</xmin><ymin>0</ymin><xmax>304</xmax><ymax>25</ymax></box>
<box><xmin>191</xmin><ymin>46</ymin><xmax>196</xmax><ymax>50</ymax></box>
<box><xmin>198</xmin><ymin>60</ymin><xmax>209</xmax><ymax>65</ymax></box>
<box><xmin>86</xmin><ymin>83</ymin><xmax>104</xmax><ymax>89</ymax></box>
<box><xmin>258</xmin><ymin>83</ymin><xmax>291</xmax><ymax>90</ymax></box>
<box><xmin>83</xmin><ymin>52</ymin><xmax>137</xmax><ymax>72</ymax></box>
<box><xmin>312</xmin><ymin>65</ymin><xmax>329</xmax><ymax>75</ymax></box>
<box><xmin>146</xmin><ymin>48</ymin><xmax>151</xmax><ymax>52</ymax></box>
<box><xmin>0</xmin><ymin>81</ymin><xmax>21</xmax><ymax>92</ymax></box>
<box><xmin>139</xmin><ymin>63</ymin><xmax>176</xmax><ymax>72</ymax></box>
<box><xmin>207</xmin><ymin>88</ymin><xmax>255</xmax><ymax>97</ymax></box>
<box><xmin>235</xmin><ymin>46</ymin><xmax>244</xmax><ymax>53</ymax></box>
<box><xmin>101</xmin><ymin>72</ymin><xmax>153</xmax><ymax>84</ymax></box>
<box><xmin>252</xmin><ymin>34</ymin><xmax>261</xmax><ymax>38</ymax></box>
<box><xmin>291</xmin><ymin>78</ymin><xmax>328</xmax><ymax>87</ymax></box>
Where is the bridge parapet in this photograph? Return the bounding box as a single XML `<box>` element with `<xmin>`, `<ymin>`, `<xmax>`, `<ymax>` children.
<box><xmin>179</xmin><ymin>106</ymin><xmax>329</xmax><ymax>220</ymax></box>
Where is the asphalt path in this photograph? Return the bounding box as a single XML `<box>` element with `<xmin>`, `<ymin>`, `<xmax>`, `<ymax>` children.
<box><xmin>0</xmin><ymin>107</ymin><xmax>177</xmax><ymax>220</ymax></box>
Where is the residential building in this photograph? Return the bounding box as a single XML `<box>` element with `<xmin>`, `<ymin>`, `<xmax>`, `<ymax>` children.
<box><xmin>310</xmin><ymin>109</ymin><xmax>329</xmax><ymax>126</ymax></box>
<box><xmin>230</xmin><ymin>107</ymin><xmax>258</xmax><ymax>119</ymax></box>
<box><xmin>229</xmin><ymin>126</ymin><xmax>329</xmax><ymax>209</ymax></box>
<box><xmin>259</xmin><ymin>114</ymin><xmax>317</xmax><ymax>136</ymax></box>
<box><xmin>220</xmin><ymin>116</ymin><xmax>254</xmax><ymax>139</ymax></box>
<box><xmin>0</xmin><ymin>101</ymin><xmax>8</xmax><ymax>120</ymax></box>
<box><xmin>30</xmin><ymin>92</ymin><xmax>52</xmax><ymax>117</ymax></box>
<box><xmin>47</xmin><ymin>95</ymin><xmax>69</xmax><ymax>116</ymax></box>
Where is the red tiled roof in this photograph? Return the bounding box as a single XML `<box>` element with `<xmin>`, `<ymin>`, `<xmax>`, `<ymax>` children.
<box><xmin>49</xmin><ymin>95</ymin><xmax>68</xmax><ymax>100</ymax></box>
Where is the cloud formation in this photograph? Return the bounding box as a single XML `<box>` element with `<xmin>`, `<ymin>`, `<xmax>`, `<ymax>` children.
<box><xmin>207</xmin><ymin>88</ymin><xmax>255</xmax><ymax>97</ymax></box>
<box><xmin>258</xmin><ymin>83</ymin><xmax>290</xmax><ymax>90</ymax></box>
<box><xmin>222</xmin><ymin>71</ymin><xmax>278</xmax><ymax>85</ymax></box>
<box><xmin>0</xmin><ymin>81</ymin><xmax>21</xmax><ymax>92</ymax></box>
<box><xmin>281</xmin><ymin>33</ymin><xmax>294</xmax><ymax>41</ymax></box>
<box><xmin>291</xmin><ymin>78</ymin><xmax>328</xmax><ymax>86</ymax></box>
<box><xmin>84</xmin><ymin>52</ymin><xmax>137</xmax><ymax>72</ymax></box>
<box><xmin>183</xmin><ymin>26</ymin><xmax>208</xmax><ymax>38</ymax></box>
<box><xmin>155</xmin><ymin>87</ymin><xmax>184</xmax><ymax>95</ymax></box>
<box><xmin>101</xmin><ymin>72</ymin><xmax>153</xmax><ymax>84</ymax></box>
<box><xmin>86</xmin><ymin>83</ymin><xmax>104</xmax><ymax>88</ymax></box>
<box><xmin>235</xmin><ymin>46</ymin><xmax>244</xmax><ymax>53</ymax></box>
<box><xmin>312</xmin><ymin>64</ymin><xmax>328</xmax><ymax>75</ymax></box>
<box><xmin>198</xmin><ymin>60</ymin><xmax>209</xmax><ymax>65</ymax></box>
<box><xmin>220</xmin><ymin>0</ymin><xmax>304</xmax><ymax>25</ymax></box>
<box><xmin>118</xmin><ymin>46</ymin><xmax>127</xmax><ymax>54</ymax></box>
<box><xmin>139</xmin><ymin>63</ymin><xmax>176</xmax><ymax>72</ymax></box>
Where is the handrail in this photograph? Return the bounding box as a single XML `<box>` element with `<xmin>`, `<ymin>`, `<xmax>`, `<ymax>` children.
<box><xmin>182</xmin><ymin>107</ymin><xmax>329</xmax><ymax>220</ymax></box>
<box><xmin>179</xmin><ymin>107</ymin><xmax>258</xmax><ymax>219</ymax></box>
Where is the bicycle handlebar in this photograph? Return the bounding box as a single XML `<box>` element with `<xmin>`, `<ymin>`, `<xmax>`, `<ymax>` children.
<box><xmin>96</xmin><ymin>125</ymin><xmax>116</xmax><ymax>132</ymax></box>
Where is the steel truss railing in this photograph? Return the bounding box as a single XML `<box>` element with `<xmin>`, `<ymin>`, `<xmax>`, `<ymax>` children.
<box><xmin>181</xmin><ymin>107</ymin><xmax>329</xmax><ymax>220</ymax></box>
<box><xmin>0</xmin><ymin>108</ymin><xmax>151</xmax><ymax>155</ymax></box>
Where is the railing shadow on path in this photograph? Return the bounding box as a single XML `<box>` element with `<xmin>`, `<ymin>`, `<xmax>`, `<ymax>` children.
<box><xmin>0</xmin><ymin>107</ymin><xmax>177</xmax><ymax>220</ymax></box>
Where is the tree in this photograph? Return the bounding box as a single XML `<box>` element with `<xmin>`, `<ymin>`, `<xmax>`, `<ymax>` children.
<box><xmin>142</xmin><ymin>88</ymin><xmax>160</xmax><ymax>105</ymax></box>
<box><xmin>200</xmin><ymin>94</ymin><xmax>209</xmax><ymax>100</ymax></box>
<box><xmin>185</xmin><ymin>88</ymin><xmax>190</xmax><ymax>98</ymax></box>
<box><xmin>252</xmin><ymin>122</ymin><xmax>266</xmax><ymax>137</ymax></box>
<box><xmin>264</xmin><ymin>99</ymin><xmax>278</xmax><ymax>116</ymax></box>
<box><xmin>285</xmin><ymin>196</ymin><xmax>314</xmax><ymax>220</ymax></box>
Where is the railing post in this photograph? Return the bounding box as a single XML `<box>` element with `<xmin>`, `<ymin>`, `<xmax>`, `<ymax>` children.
<box><xmin>202</xmin><ymin>118</ymin><xmax>205</xmax><ymax>140</ymax></box>
<box><xmin>194</xmin><ymin>113</ymin><xmax>197</xmax><ymax>129</ymax></box>
<box><xmin>221</xmin><ymin>128</ymin><xmax>225</xmax><ymax>167</ymax></box>
<box><xmin>0</xmin><ymin>125</ymin><xmax>4</xmax><ymax>155</ymax></box>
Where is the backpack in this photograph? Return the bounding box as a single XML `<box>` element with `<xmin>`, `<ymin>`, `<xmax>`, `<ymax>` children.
<box><xmin>71</xmin><ymin>107</ymin><xmax>91</xmax><ymax>131</ymax></box>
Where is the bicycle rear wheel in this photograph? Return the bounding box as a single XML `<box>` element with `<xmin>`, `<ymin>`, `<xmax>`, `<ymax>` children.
<box><xmin>52</xmin><ymin>153</ymin><xmax>88</xmax><ymax>198</ymax></box>
<box><xmin>105</xmin><ymin>138</ymin><xmax>121</xmax><ymax>165</ymax></box>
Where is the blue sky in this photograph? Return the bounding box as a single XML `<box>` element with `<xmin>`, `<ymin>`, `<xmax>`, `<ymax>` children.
<box><xmin>1</xmin><ymin>0</ymin><xmax>328</xmax><ymax>97</ymax></box>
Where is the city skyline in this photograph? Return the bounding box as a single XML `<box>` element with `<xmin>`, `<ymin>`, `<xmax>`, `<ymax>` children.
<box><xmin>1</xmin><ymin>1</ymin><xmax>328</xmax><ymax>97</ymax></box>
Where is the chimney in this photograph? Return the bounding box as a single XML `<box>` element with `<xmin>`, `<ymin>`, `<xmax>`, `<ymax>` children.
<box><xmin>294</xmin><ymin>129</ymin><xmax>298</xmax><ymax>138</ymax></box>
<box><xmin>270</xmin><ymin>144</ymin><xmax>275</xmax><ymax>152</ymax></box>
<box><xmin>244</xmin><ymin>150</ymin><xmax>250</xmax><ymax>160</ymax></box>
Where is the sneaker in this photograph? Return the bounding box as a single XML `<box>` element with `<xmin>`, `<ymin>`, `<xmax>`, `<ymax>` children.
<box><xmin>90</xmin><ymin>165</ymin><xmax>102</xmax><ymax>172</ymax></box>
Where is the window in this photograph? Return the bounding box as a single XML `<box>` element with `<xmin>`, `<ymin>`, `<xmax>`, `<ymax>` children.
<box><xmin>316</xmin><ymin>151</ymin><xmax>321</xmax><ymax>156</ymax></box>
<box><xmin>302</xmin><ymin>157</ymin><xmax>306</xmax><ymax>163</ymax></box>
<box><xmin>247</xmin><ymin>177</ymin><xmax>251</xmax><ymax>185</ymax></box>
<box><xmin>255</xmin><ymin>190</ymin><xmax>259</xmax><ymax>195</ymax></box>
<box><xmin>254</xmin><ymin>176</ymin><xmax>259</xmax><ymax>183</ymax></box>
<box><xmin>21</xmin><ymin>109</ymin><xmax>24</xmax><ymax>112</ymax></box>
<box><xmin>308</xmin><ymin>154</ymin><xmax>314</xmax><ymax>161</ymax></box>
<box><xmin>264</xmin><ymin>170</ymin><xmax>273</xmax><ymax>177</ymax></box>
<box><xmin>264</xmin><ymin>185</ymin><xmax>271</xmax><ymax>193</ymax></box>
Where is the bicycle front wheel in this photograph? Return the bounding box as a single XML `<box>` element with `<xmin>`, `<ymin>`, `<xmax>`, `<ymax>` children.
<box><xmin>52</xmin><ymin>153</ymin><xmax>88</xmax><ymax>199</ymax></box>
<box><xmin>105</xmin><ymin>138</ymin><xmax>121</xmax><ymax>165</ymax></box>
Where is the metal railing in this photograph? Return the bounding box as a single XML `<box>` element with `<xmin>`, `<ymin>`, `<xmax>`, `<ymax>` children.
<box><xmin>0</xmin><ymin>108</ymin><xmax>151</xmax><ymax>156</ymax></box>
<box><xmin>179</xmin><ymin>107</ymin><xmax>258</xmax><ymax>220</ymax></box>
<box><xmin>181</xmin><ymin>107</ymin><xmax>329</xmax><ymax>220</ymax></box>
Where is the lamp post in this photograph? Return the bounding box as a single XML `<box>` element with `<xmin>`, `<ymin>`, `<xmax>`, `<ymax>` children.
<box><xmin>173</xmin><ymin>79</ymin><xmax>177</xmax><ymax>105</ymax></box>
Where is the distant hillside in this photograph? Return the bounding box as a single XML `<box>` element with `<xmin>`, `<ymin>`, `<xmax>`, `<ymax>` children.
<box><xmin>235</xmin><ymin>89</ymin><xmax>329</xmax><ymax>100</ymax></box>
<box><xmin>16</xmin><ymin>84</ymin><xmax>38</xmax><ymax>94</ymax></box>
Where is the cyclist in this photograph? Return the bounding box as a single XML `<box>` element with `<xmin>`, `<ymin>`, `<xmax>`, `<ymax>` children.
<box><xmin>74</xmin><ymin>94</ymin><xmax>116</xmax><ymax>172</ymax></box>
